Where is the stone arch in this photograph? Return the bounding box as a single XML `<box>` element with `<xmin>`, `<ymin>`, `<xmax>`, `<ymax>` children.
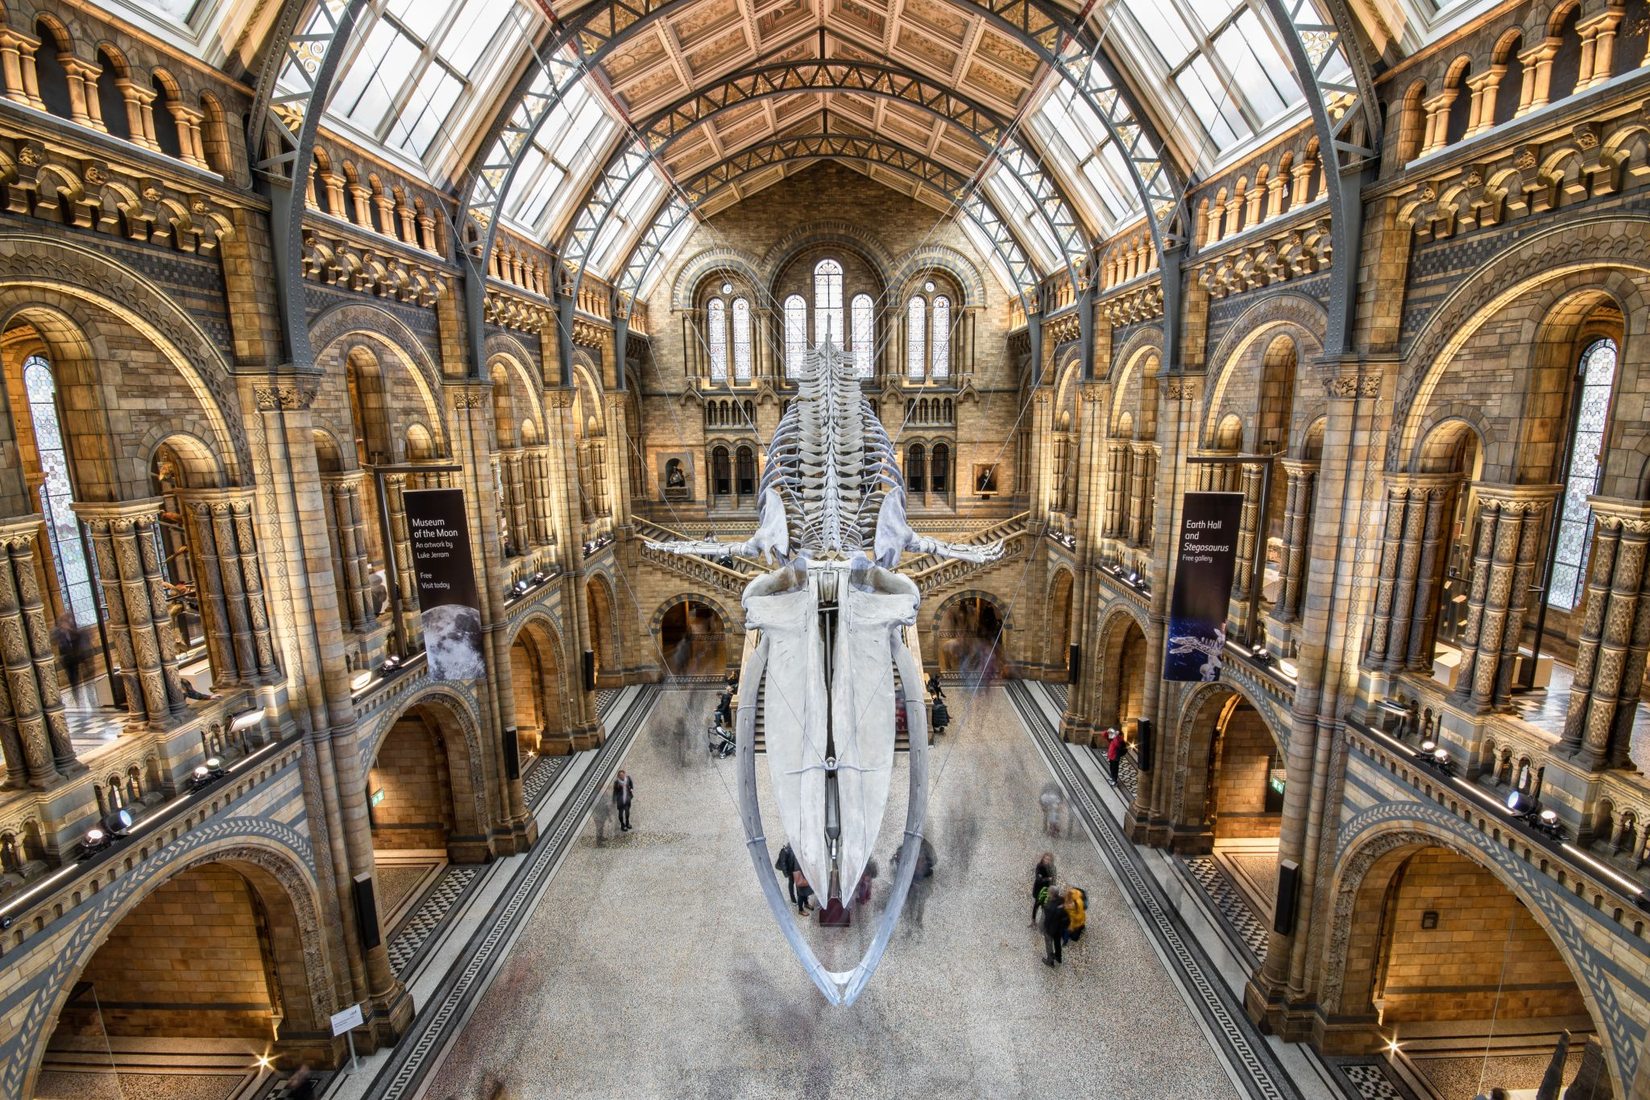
<box><xmin>1202</xmin><ymin>294</ymin><xmax>1326</xmax><ymax>444</ymax></box>
<box><xmin>890</xmin><ymin>245</ymin><xmax>989</xmax><ymax>309</ymax></box>
<box><xmin>1390</xmin><ymin>217</ymin><xmax>1650</xmax><ymax>471</ymax></box>
<box><xmin>585</xmin><ymin>572</ymin><xmax>621</xmax><ymax>685</ymax></box>
<box><xmin>362</xmin><ymin>688</ymin><xmax>490</xmax><ymax>861</ymax></box>
<box><xmin>1324</xmin><ymin>810</ymin><xmax>1634</xmax><ymax>1097</ymax></box>
<box><xmin>758</xmin><ymin>219</ymin><xmax>900</xmax><ymax>290</ymax></box>
<box><xmin>929</xmin><ymin>589</ymin><xmax>1011</xmax><ymax>676</ymax></box>
<box><xmin>146</xmin><ymin>429</ymin><xmax>226</xmax><ymax>489</ymax></box>
<box><xmin>10</xmin><ymin>826</ymin><xmax>332</xmax><ymax>1099</ymax></box>
<box><xmin>310</xmin><ymin>306</ymin><xmax>448</xmax><ymax>462</ymax></box>
<box><xmin>670</xmin><ymin>247</ymin><xmax>765</xmax><ymax>311</ymax></box>
<box><xmin>1044</xmin><ymin>566</ymin><xmax>1076</xmax><ymax>679</ymax></box>
<box><xmin>652</xmin><ymin>594</ymin><xmax>732</xmax><ymax>677</ymax></box>
<box><xmin>1172</xmin><ymin>679</ymin><xmax>1286</xmax><ymax>842</ymax></box>
<box><xmin>509</xmin><ymin>614</ymin><xmax>570</xmax><ymax>755</ymax></box>
<box><xmin>0</xmin><ymin>236</ymin><xmax>248</xmax><ymax>488</ymax></box>
<box><xmin>1094</xmin><ymin>604</ymin><xmax>1150</xmax><ymax>731</ymax></box>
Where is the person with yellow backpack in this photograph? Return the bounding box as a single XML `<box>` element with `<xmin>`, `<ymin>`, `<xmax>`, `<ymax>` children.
<box><xmin>1064</xmin><ymin>885</ymin><xmax>1087</xmax><ymax>944</ymax></box>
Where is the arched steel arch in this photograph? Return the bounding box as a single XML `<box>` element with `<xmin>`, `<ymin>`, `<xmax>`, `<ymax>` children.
<box><xmin>247</xmin><ymin>0</ymin><xmax>370</xmax><ymax>366</ymax></box>
<box><xmin>560</xmin><ymin>60</ymin><xmax>1091</xmax><ymax>302</ymax></box>
<box><xmin>1257</xmin><ymin>0</ymin><xmax>1383</xmax><ymax>356</ymax></box>
<box><xmin>611</xmin><ymin>138</ymin><xmax>1041</xmax><ymax>316</ymax></box>
<box><xmin>450</xmin><ymin>0</ymin><xmax>1189</xmax><ymax>309</ymax></box>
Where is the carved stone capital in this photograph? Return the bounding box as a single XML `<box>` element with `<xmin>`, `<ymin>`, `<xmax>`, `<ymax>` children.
<box><xmin>254</xmin><ymin>382</ymin><xmax>317</xmax><ymax>411</ymax></box>
<box><xmin>1587</xmin><ymin>495</ymin><xmax>1650</xmax><ymax>535</ymax></box>
<box><xmin>0</xmin><ymin>515</ymin><xmax>44</xmax><ymax>552</ymax></box>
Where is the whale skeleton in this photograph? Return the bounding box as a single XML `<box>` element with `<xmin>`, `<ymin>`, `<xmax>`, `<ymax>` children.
<box><xmin>645</xmin><ymin>341</ymin><xmax>1002</xmax><ymax>1004</ymax></box>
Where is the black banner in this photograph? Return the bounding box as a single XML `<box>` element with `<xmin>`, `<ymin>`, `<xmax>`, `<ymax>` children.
<box><xmin>1162</xmin><ymin>491</ymin><xmax>1244</xmax><ymax>682</ymax></box>
<box><xmin>404</xmin><ymin>488</ymin><xmax>485</xmax><ymax>682</ymax></box>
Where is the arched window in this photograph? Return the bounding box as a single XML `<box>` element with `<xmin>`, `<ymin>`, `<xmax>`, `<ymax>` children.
<box><xmin>736</xmin><ymin>446</ymin><xmax>757</xmax><ymax>498</ymax></box>
<box><xmin>931</xmin><ymin>295</ymin><xmax>951</xmax><ymax>378</ymax></box>
<box><xmin>851</xmin><ymin>293</ymin><xmax>874</xmax><ymax>379</ymax></box>
<box><xmin>906</xmin><ymin>297</ymin><xmax>926</xmax><ymax>381</ymax></box>
<box><xmin>931</xmin><ymin>443</ymin><xmax>951</xmax><ymax>495</ymax></box>
<box><xmin>907</xmin><ymin>443</ymin><xmax>927</xmax><ymax>494</ymax></box>
<box><xmin>706</xmin><ymin>298</ymin><xmax>727</xmax><ymax>383</ymax></box>
<box><xmin>712</xmin><ymin>446</ymin><xmax>732</xmax><ymax>497</ymax></box>
<box><xmin>732</xmin><ymin>298</ymin><xmax>752</xmax><ymax>383</ymax></box>
<box><xmin>813</xmin><ymin>259</ymin><xmax>843</xmax><ymax>346</ymax></box>
<box><xmin>784</xmin><ymin>295</ymin><xmax>807</xmax><ymax>377</ymax></box>
<box><xmin>95</xmin><ymin>50</ymin><xmax>131</xmax><ymax>141</ymax></box>
<box><xmin>1548</xmin><ymin>338</ymin><xmax>1618</xmax><ymax>610</ymax></box>
<box><xmin>23</xmin><ymin>357</ymin><xmax>97</xmax><ymax>626</ymax></box>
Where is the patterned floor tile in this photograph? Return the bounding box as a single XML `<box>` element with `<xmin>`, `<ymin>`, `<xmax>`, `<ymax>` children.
<box><xmin>386</xmin><ymin>866</ymin><xmax>481</xmax><ymax>977</ymax></box>
<box><xmin>1182</xmin><ymin>855</ymin><xmax>1271</xmax><ymax>964</ymax></box>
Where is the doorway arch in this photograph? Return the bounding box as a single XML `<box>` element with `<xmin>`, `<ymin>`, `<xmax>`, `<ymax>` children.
<box><xmin>585</xmin><ymin>574</ymin><xmax>620</xmax><ymax>687</ymax></box>
<box><xmin>657</xmin><ymin>599</ymin><xmax>729</xmax><ymax>677</ymax></box>
<box><xmin>934</xmin><ymin>592</ymin><xmax>1007</xmax><ymax>678</ymax></box>
<box><xmin>511</xmin><ymin>617</ymin><xmax>570</xmax><ymax>755</ymax></box>
<box><xmin>367</xmin><ymin>696</ymin><xmax>487</xmax><ymax>864</ymax></box>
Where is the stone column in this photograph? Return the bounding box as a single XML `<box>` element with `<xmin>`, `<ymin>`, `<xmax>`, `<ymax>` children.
<box><xmin>1105</xmin><ymin>442</ymin><xmax>1130</xmax><ymax>539</ymax></box>
<box><xmin>0</xmin><ymin>29</ymin><xmax>46</xmax><ymax>110</ymax></box>
<box><xmin>181</xmin><ymin>491</ymin><xmax>280</xmax><ymax>686</ymax></box>
<box><xmin>0</xmin><ymin>517</ymin><xmax>76</xmax><ymax>785</ymax></box>
<box><xmin>1232</xmin><ymin>464</ymin><xmax>1264</xmax><ymax>599</ymax></box>
<box><xmin>1128</xmin><ymin>443</ymin><xmax>1153</xmax><ymax>546</ymax></box>
<box><xmin>322</xmin><ymin>473</ymin><xmax>374</xmax><ymax>634</ymax></box>
<box><xmin>504</xmin><ymin>451</ymin><xmax>530</xmax><ymax>555</ymax></box>
<box><xmin>1273</xmin><ymin>460</ymin><xmax>1318</xmax><ymax>623</ymax></box>
<box><xmin>1364</xmin><ymin>475</ymin><xmax>1453</xmax><ymax>671</ymax></box>
<box><xmin>1562</xmin><ymin>498</ymin><xmax>1650</xmax><ymax>770</ymax></box>
<box><xmin>77</xmin><ymin>499</ymin><xmax>188</xmax><ymax>725</ymax></box>
<box><xmin>527</xmin><ymin>447</ymin><xmax>554</xmax><ymax>548</ymax></box>
<box><xmin>1452</xmin><ymin>484</ymin><xmax>1558</xmax><ymax>710</ymax></box>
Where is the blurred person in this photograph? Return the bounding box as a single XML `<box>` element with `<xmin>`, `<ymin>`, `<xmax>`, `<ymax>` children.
<box><xmin>794</xmin><ymin>869</ymin><xmax>816</xmax><ymax>914</ymax></box>
<box><xmin>612</xmin><ymin>768</ymin><xmax>635</xmax><ymax>831</ymax></box>
<box><xmin>592</xmin><ymin>794</ymin><xmax>613</xmax><ymax>846</ymax></box>
<box><xmin>1105</xmin><ymin>728</ymin><xmax>1124</xmax><ymax>785</ymax></box>
<box><xmin>1031</xmin><ymin>851</ymin><xmax>1055</xmax><ymax>925</ymax></box>
<box><xmin>1039</xmin><ymin>781</ymin><xmax>1066</xmax><ymax>837</ymax></box>
<box><xmin>51</xmin><ymin>612</ymin><xmax>90</xmax><ymax>708</ymax></box>
<box><xmin>1041</xmin><ymin>886</ymin><xmax>1069</xmax><ymax>965</ymax></box>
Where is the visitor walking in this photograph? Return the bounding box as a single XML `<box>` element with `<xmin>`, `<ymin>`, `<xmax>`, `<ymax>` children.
<box><xmin>1031</xmin><ymin>851</ymin><xmax>1055</xmax><ymax>925</ymax></box>
<box><xmin>1039</xmin><ymin>782</ymin><xmax>1065</xmax><ymax>837</ymax></box>
<box><xmin>1041</xmin><ymin>886</ymin><xmax>1069</xmax><ymax>966</ymax></box>
<box><xmin>1105</xmin><ymin>728</ymin><xmax>1124</xmax><ymax>785</ymax></box>
<box><xmin>51</xmin><ymin>613</ymin><xmax>89</xmax><ymax>708</ymax></box>
<box><xmin>775</xmin><ymin>842</ymin><xmax>800</xmax><ymax>904</ymax></box>
<box><xmin>1064</xmin><ymin>885</ymin><xmax>1087</xmax><ymax>944</ymax></box>
<box><xmin>794</xmin><ymin>870</ymin><xmax>815</xmax><ymax>914</ymax></box>
<box><xmin>612</xmin><ymin>769</ymin><xmax>635</xmax><ymax>831</ymax></box>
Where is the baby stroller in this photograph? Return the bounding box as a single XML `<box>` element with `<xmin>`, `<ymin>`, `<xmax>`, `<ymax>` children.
<box><xmin>708</xmin><ymin>717</ymin><xmax>737</xmax><ymax>758</ymax></box>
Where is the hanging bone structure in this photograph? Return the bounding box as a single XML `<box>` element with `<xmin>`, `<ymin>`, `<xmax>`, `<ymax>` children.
<box><xmin>646</xmin><ymin>341</ymin><xmax>1002</xmax><ymax>1003</ymax></box>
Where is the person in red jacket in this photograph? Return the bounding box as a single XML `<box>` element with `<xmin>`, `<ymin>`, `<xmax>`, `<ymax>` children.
<box><xmin>1105</xmin><ymin>728</ymin><xmax>1124</xmax><ymax>784</ymax></box>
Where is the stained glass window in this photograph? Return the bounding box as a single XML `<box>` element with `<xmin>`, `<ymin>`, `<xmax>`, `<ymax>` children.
<box><xmin>23</xmin><ymin>357</ymin><xmax>97</xmax><ymax>627</ymax></box>
<box><xmin>784</xmin><ymin>295</ymin><xmax>807</xmax><ymax>378</ymax></box>
<box><xmin>851</xmin><ymin>294</ymin><xmax>874</xmax><ymax>379</ymax></box>
<box><xmin>732</xmin><ymin>298</ymin><xmax>752</xmax><ymax>383</ymax></box>
<box><xmin>931</xmin><ymin>296</ymin><xmax>951</xmax><ymax>379</ymax></box>
<box><xmin>907</xmin><ymin>297</ymin><xmax>926</xmax><ymax>381</ymax></box>
<box><xmin>706</xmin><ymin>299</ymin><xmax>727</xmax><ymax>383</ymax></box>
<box><xmin>813</xmin><ymin>259</ymin><xmax>843</xmax><ymax>346</ymax></box>
<box><xmin>1548</xmin><ymin>339</ymin><xmax>1617</xmax><ymax>611</ymax></box>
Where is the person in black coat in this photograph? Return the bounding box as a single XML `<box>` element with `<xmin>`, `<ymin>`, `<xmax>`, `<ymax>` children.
<box><xmin>612</xmin><ymin>769</ymin><xmax>635</xmax><ymax>831</ymax></box>
<box><xmin>1031</xmin><ymin>851</ymin><xmax>1055</xmax><ymax>925</ymax></box>
<box><xmin>1041</xmin><ymin>886</ymin><xmax>1069</xmax><ymax>966</ymax></box>
<box><xmin>775</xmin><ymin>842</ymin><xmax>800</xmax><ymax>903</ymax></box>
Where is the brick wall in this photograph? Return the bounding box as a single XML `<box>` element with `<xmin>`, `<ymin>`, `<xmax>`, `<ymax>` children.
<box><xmin>1379</xmin><ymin>848</ymin><xmax>1587</xmax><ymax>1024</ymax></box>
<box><xmin>57</xmin><ymin>865</ymin><xmax>275</xmax><ymax>1040</ymax></box>
<box><xmin>369</xmin><ymin>715</ymin><xmax>454</xmax><ymax>851</ymax></box>
<box><xmin>1213</xmin><ymin>707</ymin><xmax>1279</xmax><ymax>840</ymax></box>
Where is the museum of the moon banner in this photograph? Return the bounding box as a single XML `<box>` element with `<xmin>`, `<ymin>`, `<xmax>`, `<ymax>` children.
<box><xmin>404</xmin><ymin>487</ymin><xmax>485</xmax><ymax>682</ymax></box>
<box><xmin>1162</xmin><ymin>491</ymin><xmax>1244</xmax><ymax>682</ymax></box>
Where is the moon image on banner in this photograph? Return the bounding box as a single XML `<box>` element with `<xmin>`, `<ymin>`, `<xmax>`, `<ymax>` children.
<box><xmin>423</xmin><ymin>603</ymin><xmax>485</xmax><ymax>681</ymax></box>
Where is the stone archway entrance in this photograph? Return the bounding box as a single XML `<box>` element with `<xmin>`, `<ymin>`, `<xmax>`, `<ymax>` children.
<box><xmin>367</xmin><ymin>699</ymin><xmax>486</xmax><ymax>866</ymax></box>
<box><xmin>659</xmin><ymin>600</ymin><xmax>728</xmax><ymax>677</ymax></box>
<box><xmin>585</xmin><ymin>575</ymin><xmax>620</xmax><ymax>687</ymax></box>
<box><xmin>936</xmin><ymin>595</ymin><xmax>1005</xmax><ymax>677</ymax></box>
<box><xmin>1332</xmin><ymin>842</ymin><xmax>1609</xmax><ymax>1098</ymax></box>
<box><xmin>1046</xmin><ymin>569</ymin><xmax>1075</xmax><ymax>681</ymax></box>
<box><xmin>38</xmin><ymin>859</ymin><xmax>329</xmax><ymax>1092</ymax></box>
<box><xmin>511</xmin><ymin>619</ymin><xmax>569</xmax><ymax>755</ymax></box>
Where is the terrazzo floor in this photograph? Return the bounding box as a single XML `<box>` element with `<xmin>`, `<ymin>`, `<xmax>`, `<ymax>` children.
<box><xmin>418</xmin><ymin>685</ymin><xmax>1246</xmax><ymax>1099</ymax></box>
